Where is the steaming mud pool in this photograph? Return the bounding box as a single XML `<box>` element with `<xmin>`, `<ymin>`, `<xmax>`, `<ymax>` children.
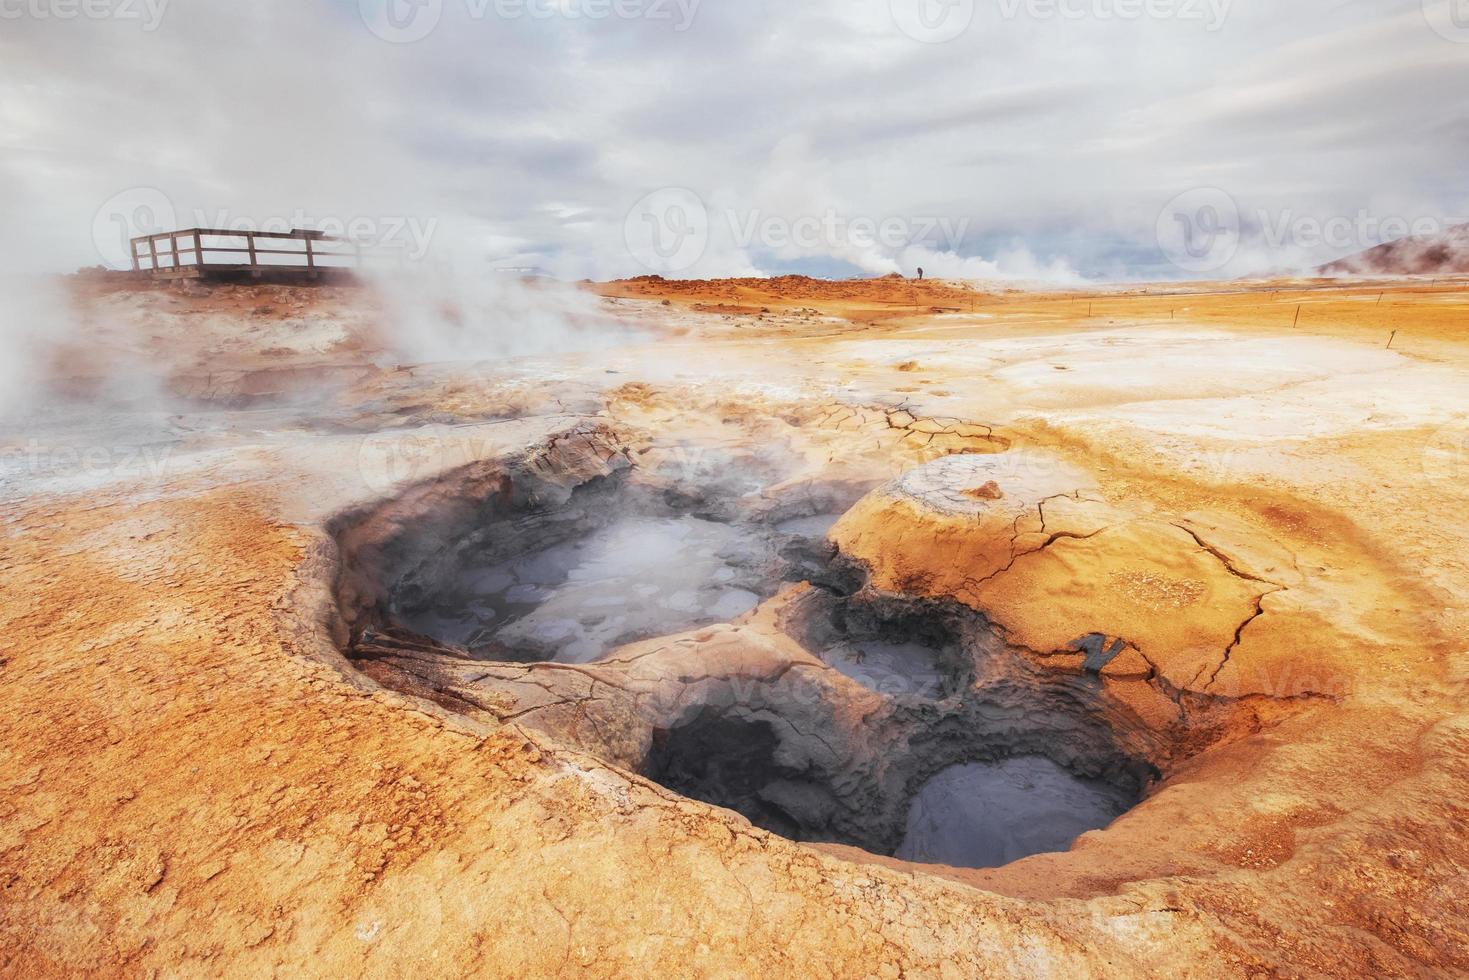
<box><xmin>398</xmin><ymin>514</ymin><xmax>771</xmax><ymax>664</ymax></box>
<box><xmin>358</xmin><ymin>458</ymin><xmax>1147</xmax><ymax>871</ymax></box>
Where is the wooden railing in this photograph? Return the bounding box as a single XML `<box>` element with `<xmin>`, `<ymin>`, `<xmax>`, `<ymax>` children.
<box><xmin>129</xmin><ymin>228</ymin><xmax>381</xmax><ymax>278</ymax></box>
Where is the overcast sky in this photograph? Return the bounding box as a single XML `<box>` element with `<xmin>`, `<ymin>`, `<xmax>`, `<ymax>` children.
<box><xmin>2</xmin><ymin>0</ymin><xmax>1466</xmax><ymax>281</ymax></box>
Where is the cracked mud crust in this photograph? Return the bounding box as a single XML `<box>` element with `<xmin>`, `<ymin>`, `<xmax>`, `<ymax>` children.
<box><xmin>4</xmin><ymin>276</ymin><xmax>1469</xmax><ymax>976</ymax></box>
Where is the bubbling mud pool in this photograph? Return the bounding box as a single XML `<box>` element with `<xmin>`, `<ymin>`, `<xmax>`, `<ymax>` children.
<box><xmin>786</xmin><ymin>589</ymin><xmax>970</xmax><ymax>701</ymax></box>
<box><xmin>895</xmin><ymin>757</ymin><xmax>1136</xmax><ymax>868</ymax></box>
<box><xmin>372</xmin><ymin>453</ymin><xmax>851</xmax><ymax>665</ymax></box>
<box><xmin>398</xmin><ymin>514</ymin><xmax>771</xmax><ymax>664</ymax></box>
<box><xmin>336</xmin><ymin>436</ymin><xmax>1152</xmax><ymax>870</ymax></box>
<box><xmin>642</xmin><ymin>591</ymin><xmax>1147</xmax><ymax>869</ymax></box>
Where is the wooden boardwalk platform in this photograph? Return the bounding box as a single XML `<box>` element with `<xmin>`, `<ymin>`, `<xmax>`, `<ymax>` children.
<box><xmin>130</xmin><ymin>228</ymin><xmax>378</xmax><ymax>282</ymax></box>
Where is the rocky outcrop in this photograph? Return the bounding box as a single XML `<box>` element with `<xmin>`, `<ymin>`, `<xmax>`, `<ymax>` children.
<box><xmin>1320</xmin><ymin>223</ymin><xmax>1469</xmax><ymax>276</ymax></box>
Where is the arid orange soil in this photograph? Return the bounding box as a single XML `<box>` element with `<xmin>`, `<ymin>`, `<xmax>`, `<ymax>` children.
<box><xmin>3</xmin><ymin>274</ymin><xmax>1468</xmax><ymax>976</ymax></box>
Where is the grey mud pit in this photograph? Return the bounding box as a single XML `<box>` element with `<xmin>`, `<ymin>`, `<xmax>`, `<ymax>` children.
<box><xmin>330</xmin><ymin>420</ymin><xmax>1323</xmax><ymax>870</ymax></box>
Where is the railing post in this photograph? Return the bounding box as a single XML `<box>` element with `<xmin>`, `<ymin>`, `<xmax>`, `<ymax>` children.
<box><xmin>305</xmin><ymin>233</ymin><xmax>316</xmax><ymax>275</ymax></box>
<box><xmin>130</xmin><ymin>239</ymin><xmax>141</xmax><ymax>273</ymax></box>
<box><xmin>195</xmin><ymin>231</ymin><xmax>205</xmax><ymax>270</ymax></box>
<box><xmin>147</xmin><ymin>236</ymin><xmax>159</xmax><ymax>273</ymax></box>
<box><xmin>170</xmin><ymin>233</ymin><xmax>179</xmax><ymax>272</ymax></box>
<box><xmin>247</xmin><ymin>231</ymin><xmax>258</xmax><ymax>268</ymax></box>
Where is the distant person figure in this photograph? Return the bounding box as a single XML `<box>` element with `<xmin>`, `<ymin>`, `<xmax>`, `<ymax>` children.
<box><xmin>917</xmin><ymin>267</ymin><xmax>924</xmax><ymax>280</ymax></box>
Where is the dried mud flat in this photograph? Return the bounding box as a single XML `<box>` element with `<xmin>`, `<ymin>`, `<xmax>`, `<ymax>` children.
<box><xmin>3</xmin><ymin>275</ymin><xmax>1469</xmax><ymax>976</ymax></box>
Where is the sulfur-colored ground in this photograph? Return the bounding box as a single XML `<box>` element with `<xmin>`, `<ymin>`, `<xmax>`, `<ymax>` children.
<box><xmin>2</xmin><ymin>274</ymin><xmax>1468</xmax><ymax>976</ymax></box>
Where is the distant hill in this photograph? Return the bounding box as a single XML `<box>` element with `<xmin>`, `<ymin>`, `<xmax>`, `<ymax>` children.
<box><xmin>1320</xmin><ymin>223</ymin><xmax>1469</xmax><ymax>276</ymax></box>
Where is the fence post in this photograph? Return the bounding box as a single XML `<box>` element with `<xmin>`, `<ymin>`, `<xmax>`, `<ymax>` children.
<box><xmin>130</xmin><ymin>239</ymin><xmax>141</xmax><ymax>272</ymax></box>
<box><xmin>305</xmin><ymin>234</ymin><xmax>316</xmax><ymax>275</ymax></box>
<box><xmin>147</xmin><ymin>236</ymin><xmax>159</xmax><ymax>273</ymax></box>
<box><xmin>195</xmin><ymin>231</ymin><xmax>205</xmax><ymax>270</ymax></box>
<box><xmin>247</xmin><ymin>231</ymin><xmax>258</xmax><ymax>268</ymax></box>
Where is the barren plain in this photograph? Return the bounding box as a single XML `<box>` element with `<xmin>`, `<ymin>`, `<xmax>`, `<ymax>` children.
<box><xmin>3</xmin><ymin>274</ymin><xmax>1468</xmax><ymax>976</ymax></box>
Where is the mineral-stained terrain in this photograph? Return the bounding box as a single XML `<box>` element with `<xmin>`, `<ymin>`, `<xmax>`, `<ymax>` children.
<box><xmin>3</xmin><ymin>273</ymin><xmax>1469</xmax><ymax>976</ymax></box>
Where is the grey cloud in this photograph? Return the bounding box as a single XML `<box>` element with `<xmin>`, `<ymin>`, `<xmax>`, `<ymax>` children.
<box><xmin>1</xmin><ymin>0</ymin><xmax>1464</xmax><ymax>280</ymax></box>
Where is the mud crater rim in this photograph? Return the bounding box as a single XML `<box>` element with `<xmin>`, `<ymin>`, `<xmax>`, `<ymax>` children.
<box><xmin>331</xmin><ymin>436</ymin><xmax>1157</xmax><ymax>870</ymax></box>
